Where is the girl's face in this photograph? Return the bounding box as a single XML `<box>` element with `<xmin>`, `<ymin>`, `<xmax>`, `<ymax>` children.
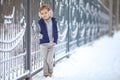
<box><xmin>40</xmin><ymin>8</ymin><xmax>50</xmax><ymax>20</ymax></box>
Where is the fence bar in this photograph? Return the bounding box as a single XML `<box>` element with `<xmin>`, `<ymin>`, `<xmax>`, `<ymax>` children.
<box><xmin>109</xmin><ymin>0</ymin><xmax>113</xmax><ymax>36</ymax></box>
<box><xmin>117</xmin><ymin>0</ymin><xmax>119</xmax><ymax>30</ymax></box>
<box><xmin>25</xmin><ymin>0</ymin><xmax>31</xmax><ymax>80</ymax></box>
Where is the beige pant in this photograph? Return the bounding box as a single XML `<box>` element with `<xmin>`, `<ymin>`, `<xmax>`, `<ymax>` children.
<box><xmin>40</xmin><ymin>45</ymin><xmax>55</xmax><ymax>75</ymax></box>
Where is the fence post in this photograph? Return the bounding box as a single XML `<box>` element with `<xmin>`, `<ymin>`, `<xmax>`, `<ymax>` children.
<box><xmin>68</xmin><ymin>0</ymin><xmax>70</xmax><ymax>53</ymax></box>
<box><xmin>26</xmin><ymin>0</ymin><xmax>32</xmax><ymax>80</ymax></box>
<box><xmin>116</xmin><ymin>0</ymin><xmax>119</xmax><ymax>30</ymax></box>
<box><xmin>66</xmin><ymin>0</ymin><xmax>70</xmax><ymax>58</ymax></box>
<box><xmin>109</xmin><ymin>0</ymin><xmax>113</xmax><ymax>36</ymax></box>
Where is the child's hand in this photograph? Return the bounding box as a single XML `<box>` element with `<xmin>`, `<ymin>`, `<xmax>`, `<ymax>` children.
<box><xmin>38</xmin><ymin>34</ymin><xmax>43</xmax><ymax>39</ymax></box>
<box><xmin>51</xmin><ymin>43</ymin><xmax>56</xmax><ymax>47</ymax></box>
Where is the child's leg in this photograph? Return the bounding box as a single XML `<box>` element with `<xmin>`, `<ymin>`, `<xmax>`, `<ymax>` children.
<box><xmin>40</xmin><ymin>45</ymin><xmax>49</xmax><ymax>76</ymax></box>
<box><xmin>47</xmin><ymin>46</ymin><xmax>55</xmax><ymax>74</ymax></box>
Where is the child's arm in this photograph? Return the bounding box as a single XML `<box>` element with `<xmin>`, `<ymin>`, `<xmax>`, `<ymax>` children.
<box><xmin>35</xmin><ymin>21</ymin><xmax>43</xmax><ymax>39</ymax></box>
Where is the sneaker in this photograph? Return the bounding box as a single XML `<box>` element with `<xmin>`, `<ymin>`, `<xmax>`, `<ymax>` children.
<box><xmin>44</xmin><ymin>75</ymin><xmax>49</xmax><ymax>77</ymax></box>
<box><xmin>49</xmin><ymin>72</ymin><xmax>53</xmax><ymax>77</ymax></box>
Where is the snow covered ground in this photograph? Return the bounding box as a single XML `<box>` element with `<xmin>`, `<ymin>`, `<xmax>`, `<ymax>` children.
<box><xmin>33</xmin><ymin>31</ymin><xmax>120</xmax><ymax>80</ymax></box>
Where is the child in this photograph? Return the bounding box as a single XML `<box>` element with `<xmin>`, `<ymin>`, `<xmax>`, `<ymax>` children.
<box><xmin>38</xmin><ymin>4</ymin><xmax>58</xmax><ymax>77</ymax></box>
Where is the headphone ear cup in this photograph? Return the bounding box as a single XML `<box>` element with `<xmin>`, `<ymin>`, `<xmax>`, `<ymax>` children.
<box><xmin>49</xmin><ymin>9</ymin><xmax>53</xmax><ymax>17</ymax></box>
<box><xmin>38</xmin><ymin>12</ymin><xmax>41</xmax><ymax>18</ymax></box>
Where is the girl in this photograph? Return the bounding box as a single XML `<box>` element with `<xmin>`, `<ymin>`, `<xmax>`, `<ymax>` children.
<box><xmin>38</xmin><ymin>4</ymin><xmax>58</xmax><ymax>77</ymax></box>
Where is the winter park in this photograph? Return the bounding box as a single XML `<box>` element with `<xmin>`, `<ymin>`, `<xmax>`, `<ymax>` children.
<box><xmin>0</xmin><ymin>0</ymin><xmax>120</xmax><ymax>80</ymax></box>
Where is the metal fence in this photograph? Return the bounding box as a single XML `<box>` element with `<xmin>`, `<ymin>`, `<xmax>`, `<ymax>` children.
<box><xmin>0</xmin><ymin>0</ymin><xmax>115</xmax><ymax>80</ymax></box>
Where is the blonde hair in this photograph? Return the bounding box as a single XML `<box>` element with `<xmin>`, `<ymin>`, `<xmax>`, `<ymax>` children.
<box><xmin>39</xmin><ymin>4</ymin><xmax>53</xmax><ymax>18</ymax></box>
<box><xmin>39</xmin><ymin>4</ymin><xmax>51</xmax><ymax>12</ymax></box>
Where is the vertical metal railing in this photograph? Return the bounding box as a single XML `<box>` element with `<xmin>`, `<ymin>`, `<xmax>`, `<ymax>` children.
<box><xmin>25</xmin><ymin>0</ymin><xmax>31</xmax><ymax>80</ymax></box>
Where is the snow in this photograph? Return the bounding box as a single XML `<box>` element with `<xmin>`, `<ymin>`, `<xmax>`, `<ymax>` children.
<box><xmin>33</xmin><ymin>31</ymin><xmax>120</xmax><ymax>80</ymax></box>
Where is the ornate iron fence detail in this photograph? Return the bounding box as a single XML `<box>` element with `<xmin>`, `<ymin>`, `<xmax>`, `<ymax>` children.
<box><xmin>0</xmin><ymin>0</ymin><xmax>28</xmax><ymax>80</ymax></box>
